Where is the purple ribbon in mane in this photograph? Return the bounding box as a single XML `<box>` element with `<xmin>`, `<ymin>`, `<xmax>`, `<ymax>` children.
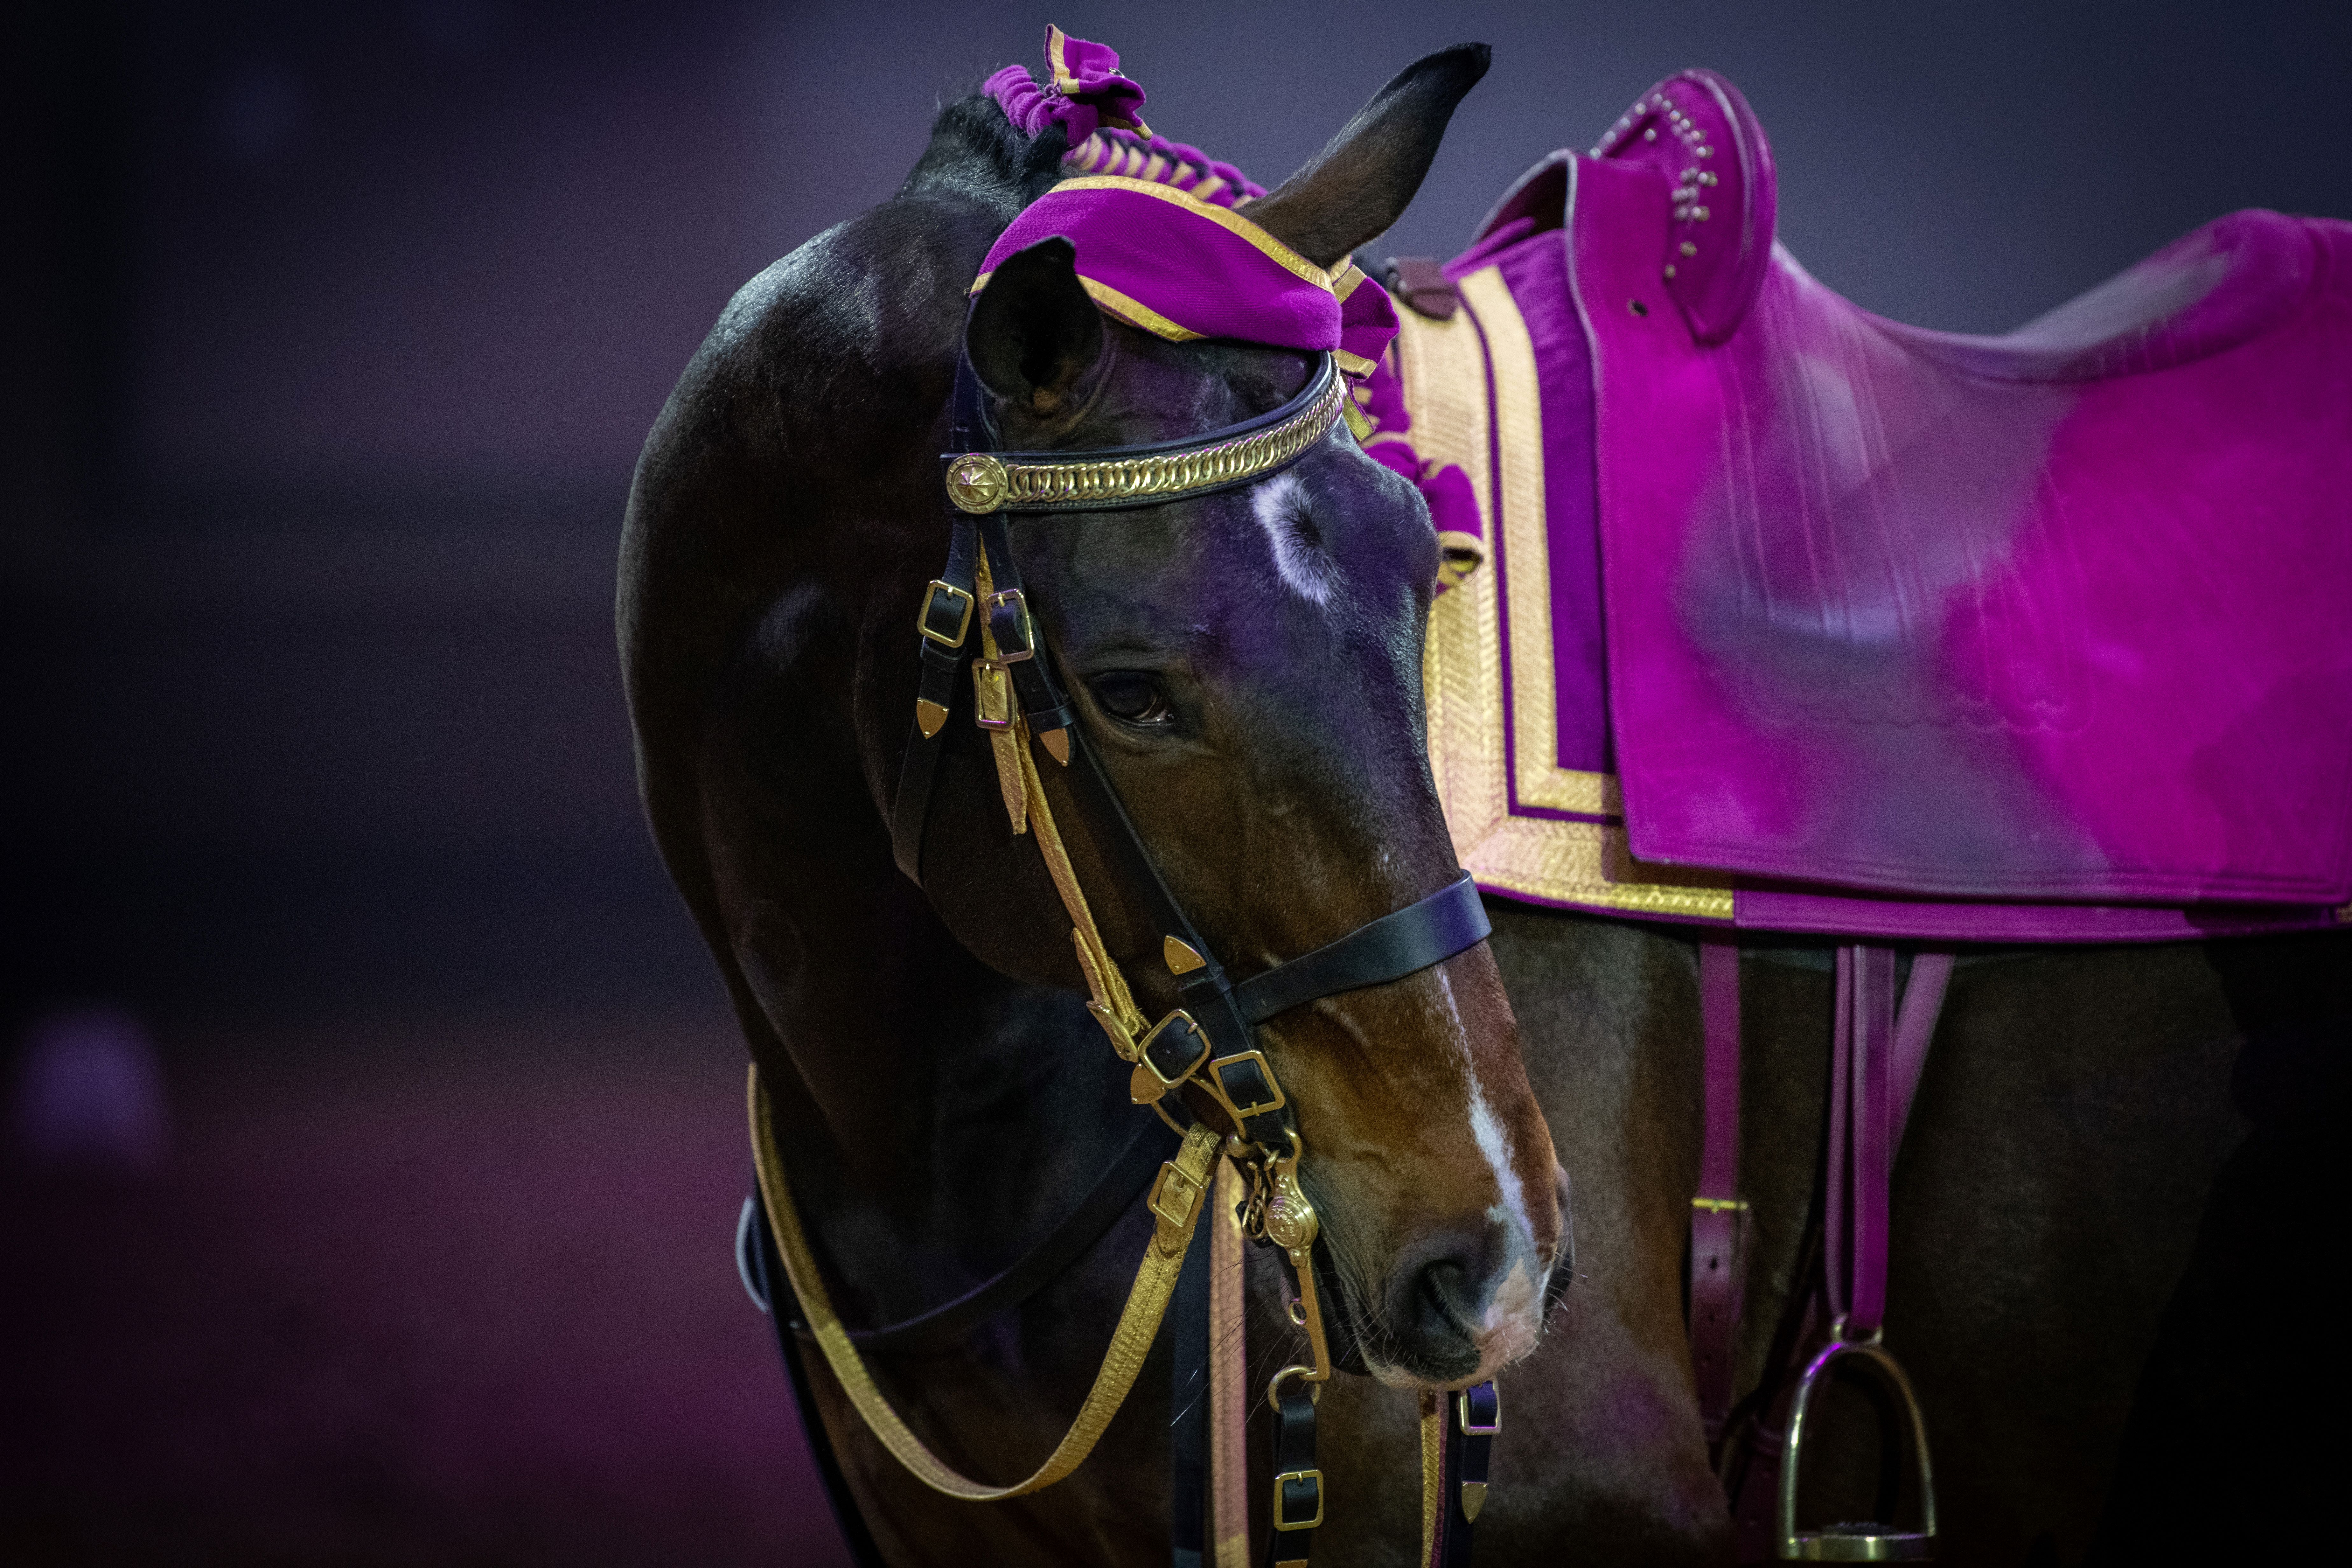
<box><xmin>979</xmin><ymin>26</ymin><xmax>1399</xmax><ymax>377</ymax></box>
<box><xmin>984</xmin><ymin>25</ymin><xmax>1151</xmax><ymax>145</ymax></box>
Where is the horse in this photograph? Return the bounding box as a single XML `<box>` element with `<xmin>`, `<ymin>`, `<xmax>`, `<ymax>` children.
<box><xmin>622</xmin><ymin>34</ymin><xmax>2349</xmax><ymax>1568</ymax></box>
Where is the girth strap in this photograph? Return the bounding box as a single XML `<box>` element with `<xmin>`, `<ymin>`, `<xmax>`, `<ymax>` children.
<box><xmin>1702</xmin><ymin>944</ymin><xmax>1957</xmax><ymax>1564</ymax></box>
<box><xmin>1688</xmin><ymin>940</ymin><xmax>1746</xmax><ymax>1446</ymax></box>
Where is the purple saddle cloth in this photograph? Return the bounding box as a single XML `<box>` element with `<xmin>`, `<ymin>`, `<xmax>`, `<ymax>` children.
<box><xmin>1385</xmin><ymin>71</ymin><xmax>2352</xmax><ymax>941</ymax></box>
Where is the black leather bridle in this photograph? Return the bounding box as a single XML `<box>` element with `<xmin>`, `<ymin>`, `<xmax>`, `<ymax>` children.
<box><xmin>894</xmin><ymin>344</ymin><xmax>1491</xmax><ymax>1564</ymax></box>
<box><xmin>754</xmin><ymin>340</ymin><xmax>1494</xmax><ymax>1568</ymax></box>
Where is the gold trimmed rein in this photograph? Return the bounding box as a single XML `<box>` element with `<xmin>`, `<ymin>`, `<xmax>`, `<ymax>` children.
<box><xmin>750</xmin><ymin>1068</ymin><xmax>1222</xmax><ymax>1502</ymax></box>
<box><xmin>944</xmin><ymin>355</ymin><xmax>1350</xmax><ymax>515</ymax></box>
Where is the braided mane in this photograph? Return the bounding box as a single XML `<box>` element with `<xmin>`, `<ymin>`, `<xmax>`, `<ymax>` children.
<box><xmin>1060</xmin><ymin>127</ymin><xmax>1268</xmax><ymax>209</ymax></box>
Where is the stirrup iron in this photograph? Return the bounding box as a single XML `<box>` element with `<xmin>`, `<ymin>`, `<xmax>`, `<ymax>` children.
<box><xmin>1776</xmin><ymin>1337</ymin><xmax>1938</xmax><ymax>1561</ymax></box>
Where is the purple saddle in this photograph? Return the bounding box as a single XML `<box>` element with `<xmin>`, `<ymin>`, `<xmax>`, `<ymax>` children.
<box><xmin>1379</xmin><ymin>70</ymin><xmax>2352</xmax><ymax>941</ymax></box>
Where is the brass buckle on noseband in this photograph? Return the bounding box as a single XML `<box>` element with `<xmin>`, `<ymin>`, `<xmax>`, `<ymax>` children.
<box><xmin>1128</xmin><ymin>1010</ymin><xmax>1212</xmax><ymax>1106</ymax></box>
<box><xmin>1776</xmin><ymin>1336</ymin><xmax>1939</xmax><ymax>1560</ymax></box>
<box><xmin>1202</xmin><ymin>1049</ymin><xmax>1288</xmax><ymax>1124</ymax></box>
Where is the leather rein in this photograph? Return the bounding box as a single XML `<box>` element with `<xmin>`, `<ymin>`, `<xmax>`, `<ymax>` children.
<box><xmin>748</xmin><ymin>343</ymin><xmax>1496</xmax><ymax>1565</ymax></box>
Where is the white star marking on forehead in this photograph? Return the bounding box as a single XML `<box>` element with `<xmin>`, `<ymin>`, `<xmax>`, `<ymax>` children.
<box><xmin>1249</xmin><ymin>472</ymin><xmax>1338</xmax><ymax>606</ymax></box>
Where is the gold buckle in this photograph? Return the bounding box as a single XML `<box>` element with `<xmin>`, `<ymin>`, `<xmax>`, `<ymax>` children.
<box><xmin>1692</xmin><ymin>1196</ymin><xmax>1750</xmax><ymax>1214</ymax></box>
<box><xmin>972</xmin><ymin>661</ymin><xmax>1014</xmax><ymax>731</ymax></box>
<box><xmin>1270</xmin><ymin>1468</ymin><xmax>1324</xmax><ymax>1531</ymax></box>
<box><xmin>984</xmin><ymin>589</ymin><xmax>1035</xmax><ymax>663</ymax></box>
<box><xmin>1148</xmin><ymin>1160</ymin><xmax>1204</xmax><ymax>1231</ymax></box>
<box><xmin>1204</xmin><ymin>1050</ymin><xmax>1287</xmax><ymax>1122</ymax></box>
<box><xmin>1136</xmin><ymin>1010</ymin><xmax>1212</xmax><ymax>1089</ymax></box>
<box><xmin>1458</xmin><ymin>1389</ymin><xmax>1500</xmax><ymax>1437</ymax></box>
<box><xmin>917</xmin><ymin>580</ymin><xmax>974</xmax><ymax>647</ymax></box>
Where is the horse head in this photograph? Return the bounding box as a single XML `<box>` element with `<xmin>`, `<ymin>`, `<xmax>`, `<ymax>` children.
<box><xmin>922</xmin><ymin>45</ymin><xmax>1561</xmax><ymax>1388</ymax></box>
<box><xmin>625</xmin><ymin>41</ymin><xmax>1561</xmax><ymax>1397</ymax></box>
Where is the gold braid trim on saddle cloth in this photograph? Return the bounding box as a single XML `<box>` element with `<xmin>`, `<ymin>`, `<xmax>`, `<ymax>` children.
<box><xmin>1401</xmin><ymin>265</ymin><xmax>1733</xmax><ymax>920</ymax></box>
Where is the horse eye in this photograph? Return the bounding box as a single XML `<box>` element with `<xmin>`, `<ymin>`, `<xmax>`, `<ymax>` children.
<box><xmin>1090</xmin><ymin>671</ymin><xmax>1173</xmax><ymax>726</ymax></box>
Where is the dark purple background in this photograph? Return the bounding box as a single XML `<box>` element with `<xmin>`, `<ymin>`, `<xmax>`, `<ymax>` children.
<box><xmin>3</xmin><ymin>2</ymin><xmax>2347</xmax><ymax>1562</ymax></box>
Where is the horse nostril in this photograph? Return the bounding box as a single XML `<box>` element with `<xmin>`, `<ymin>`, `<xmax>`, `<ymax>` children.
<box><xmin>1384</xmin><ymin>1235</ymin><xmax>1493</xmax><ymax>1382</ymax></box>
<box><xmin>1419</xmin><ymin>1258</ymin><xmax>1472</xmax><ymax>1323</ymax></box>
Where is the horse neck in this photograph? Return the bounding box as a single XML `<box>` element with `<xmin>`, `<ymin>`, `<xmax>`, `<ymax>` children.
<box><xmin>722</xmin><ymin>596</ymin><xmax>1138</xmax><ymax>1329</ymax></box>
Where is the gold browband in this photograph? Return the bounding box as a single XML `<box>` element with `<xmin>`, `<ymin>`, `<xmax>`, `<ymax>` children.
<box><xmin>944</xmin><ymin>354</ymin><xmax>1351</xmax><ymax>515</ymax></box>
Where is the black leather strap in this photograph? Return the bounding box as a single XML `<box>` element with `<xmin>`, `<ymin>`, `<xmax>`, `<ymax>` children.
<box><xmin>974</xmin><ymin>508</ymin><xmax>1080</xmax><ymax>739</ymax></box>
<box><xmin>1055</xmin><ymin>721</ymin><xmax>1254</xmax><ymax>1051</ymax></box>
<box><xmin>1233</xmin><ymin>874</ymin><xmax>1491</xmax><ymax>1027</ymax></box>
<box><xmin>890</xmin><ymin>512</ymin><xmax>980</xmax><ymax>884</ymax></box>
<box><xmin>743</xmin><ymin>1189</ymin><xmax>890</xmax><ymax>1568</ymax></box>
<box><xmin>1427</xmin><ymin>1380</ymin><xmax>1498</xmax><ymax>1567</ymax></box>
<box><xmin>1170</xmin><ymin>1208</ymin><xmax>1212</xmax><ymax>1567</ymax></box>
<box><xmin>1265</xmin><ymin>1386</ymin><xmax>1321</xmax><ymax>1568</ymax></box>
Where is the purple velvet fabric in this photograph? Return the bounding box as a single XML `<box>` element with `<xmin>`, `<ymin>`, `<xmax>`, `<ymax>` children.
<box><xmin>1416</xmin><ymin>68</ymin><xmax>2351</xmax><ymax>938</ymax></box>
<box><xmin>1354</xmin><ymin>351</ymin><xmax>1484</xmax><ymax>581</ymax></box>
<box><xmin>985</xmin><ymin>26</ymin><xmax>1148</xmax><ymax>146</ymax></box>
<box><xmin>977</xmin><ymin>26</ymin><xmax>1396</xmax><ymax>368</ymax></box>
<box><xmin>977</xmin><ymin>184</ymin><xmax>1398</xmax><ymax>367</ymax></box>
<box><xmin>1588</xmin><ymin>71</ymin><xmax>1776</xmax><ymax>346</ymax></box>
<box><xmin>1575</xmin><ymin>146</ymin><xmax>2352</xmax><ymax>909</ymax></box>
<box><xmin>1484</xmin><ymin>226</ymin><xmax>1609</xmax><ymax>776</ymax></box>
<box><xmin>1334</xmin><ymin>268</ymin><xmax>1402</xmax><ymax>372</ymax></box>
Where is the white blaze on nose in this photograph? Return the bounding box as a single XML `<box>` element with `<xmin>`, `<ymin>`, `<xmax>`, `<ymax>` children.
<box><xmin>1437</xmin><ymin>967</ymin><xmax>1544</xmax><ymax>1366</ymax></box>
<box><xmin>1250</xmin><ymin>473</ymin><xmax>1336</xmax><ymax>605</ymax></box>
<box><xmin>1468</xmin><ymin>1077</ymin><xmax>1532</xmax><ymax>1250</ymax></box>
<box><xmin>1468</xmin><ymin>1074</ymin><xmax>1542</xmax><ymax>1360</ymax></box>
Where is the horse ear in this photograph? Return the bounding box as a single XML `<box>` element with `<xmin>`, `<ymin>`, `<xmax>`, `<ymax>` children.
<box><xmin>966</xmin><ymin>238</ymin><xmax>1106</xmax><ymax>422</ymax></box>
<box><xmin>1245</xmin><ymin>44</ymin><xmax>1491</xmax><ymax>270</ymax></box>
